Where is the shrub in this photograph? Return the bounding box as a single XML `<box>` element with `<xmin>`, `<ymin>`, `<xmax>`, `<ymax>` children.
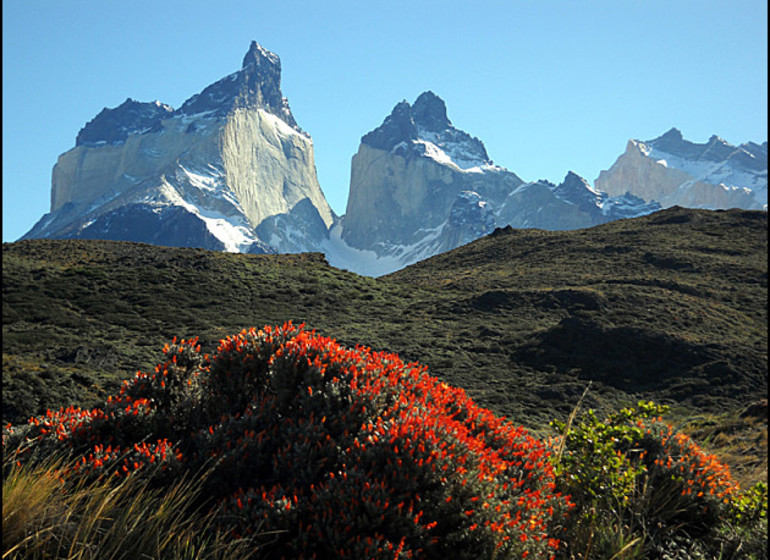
<box><xmin>3</xmin><ymin>323</ymin><xmax>572</xmax><ymax>559</ymax></box>
<box><xmin>551</xmin><ymin>400</ymin><xmax>768</xmax><ymax>559</ymax></box>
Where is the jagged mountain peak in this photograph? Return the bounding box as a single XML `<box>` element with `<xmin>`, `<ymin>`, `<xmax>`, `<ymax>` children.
<box><xmin>76</xmin><ymin>98</ymin><xmax>174</xmax><ymax>147</ymax></box>
<box><xmin>551</xmin><ymin>171</ymin><xmax>606</xmax><ymax>212</ymax></box>
<box><xmin>533</xmin><ymin>179</ymin><xmax>557</xmax><ymax>188</ymax></box>
<box><xmin>742</xmin><ymin>140</ymin><xmax>768</xmax><ymax>154</ymax></box>
<box><xmin>361</xmin><ymin>92</ymin><xmax>490</xmax><ymax>168</ymax></box>
<box><xmin>659</xmin><ymin>127</ymin><xmax>684</xmax><ymax>141</ymax></box>
<box><xmin>75</xmin><ymin>42</ymin><xmax>300</xmax><ymax>140</ymax></box>
<box><xmin>646</xmin><ymin>127</ymin><xmax>695</xmax><ymax>157</ymax></box>
<box><xmin>242</xmin><ymin>40</ymin><xmax>281</xmax><ymax>70</ymax></box>
<box><xmin>646</xmin><ymin>128</ymin><xmax>747</xmax><ymax>164</ymax></box>
<box><xmin>360</xmin><ymin>100</ymin><xmax>418</xmax><ymax>151</ymax></box>
<box><xmin>412</xmin><ymin>91</ymin><xmax>451</xmax><ymax>132</ymax></box>
<box><xmin>338</xmin><ymin>92</ymin><xmax>522</xmax><ymax>273</ymax></box>
<box><xmin>25</xmin><ymin>40</ymin><xmax>334</xmax><ymax>257</ymax></box>
<box><xmin>597</xmin><ymin>128</ymin><xmax>767</xmax><ymax>210</ymax></box>
<box><xmin>644</xmin><ymin>128</ymin><xmax>768</xmax><ymax>172</ymax></box>
<box><xmin>561</xmin><ymin>170</ymin><xmax>592</xmax><ymax>189</ymax></box>
<box><xmin>176</xmin><ymin>41</ymin><xmax>299</xmax><ymax>130</ymax></box>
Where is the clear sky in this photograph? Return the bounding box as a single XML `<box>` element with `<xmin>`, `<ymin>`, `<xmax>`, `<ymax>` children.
<box><xmin>3</xmin><ymin>0</ymin><xmax>767</xmax><ymax>242</ymax></box>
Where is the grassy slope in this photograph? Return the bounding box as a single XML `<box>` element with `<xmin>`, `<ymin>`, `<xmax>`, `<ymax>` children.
<box><xmin>387</xmin><ymin>207</ymin><xmax>767</xmax><ymax>415</ymax></box>
<box><xmin>3</xmin><ymin>207</ymin><xmax>767</xmax><ymax>483</ymax></box>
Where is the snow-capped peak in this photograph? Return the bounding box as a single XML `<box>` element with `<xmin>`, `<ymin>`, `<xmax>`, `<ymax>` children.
<box><xmin>361</xmin><ymin>91</ymin><xmax>495</xmax><ymax>173</ymax></box>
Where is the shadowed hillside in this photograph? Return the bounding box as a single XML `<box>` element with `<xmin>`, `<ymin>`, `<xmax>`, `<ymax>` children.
<box><xmin>387</xmin><ymin>207</ymin><xmax>767</xmax><ymax>417</ymax></box>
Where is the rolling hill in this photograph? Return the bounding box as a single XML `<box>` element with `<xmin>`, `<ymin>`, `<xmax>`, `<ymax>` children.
<box><xmin>3</xmin><ymin>206</ymin><xmax>767</xmax><ymax>482</ymax></box>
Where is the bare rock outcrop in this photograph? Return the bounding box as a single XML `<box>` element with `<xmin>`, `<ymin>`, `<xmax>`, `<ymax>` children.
<box><xmin>596</xmin><ymin>129</ymin><xmax>766</xmax><ymax>210</ymax></box>
<box><xmin>24</xmin><ymin>41</ymin><xmax>334</xmax><ymax>254</ymax></box>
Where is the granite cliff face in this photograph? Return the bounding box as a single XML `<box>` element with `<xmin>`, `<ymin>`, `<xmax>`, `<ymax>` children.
<box><xmin>340</xmin><ymin>92</ymin><xmax>515</xmax><ymax>252</ymax></box>
<box><xmin>595</xmin><ymin>128</ymin><xmax>767</xmax><ymax>210</ymax></box>
<box><xmin>23</xmin><ymin>41</ymin><xmax>334</xmax><ymax>253</ymax></box>
<box><xmin>23</xmin><ymin>43</ymin><xmax>737</xmax><ymax>277</ymax></box>
<box><xmin>327</xmin><ymin>93</ymin><xmax>660</xmax><ymax>275</ymax></box>
<box><xmin>331</xmin><ymin>92</ymin><xmax>523</xmax><ymax>274</ymax></box>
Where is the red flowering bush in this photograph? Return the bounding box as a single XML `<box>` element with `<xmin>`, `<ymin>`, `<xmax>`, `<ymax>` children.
<box><xmin>3</xmin><ymin>323</ymin><xmax>572</xmax><ymax>559</ymax></box>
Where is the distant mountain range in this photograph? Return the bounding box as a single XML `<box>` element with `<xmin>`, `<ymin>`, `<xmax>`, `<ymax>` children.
<box><xmin>21</xmin><ymin>41</ymin><xmax>767</xmax><ymax>275</ymax></box>
<box><xmin>329</xmin><ymin>91</ymin><xmax>665</xmax><ymax>274</ymax></box>
<box><xmin>597</xmin><ymin>127</ymin><xmax>766</xmax><ymax>210</ymax></box>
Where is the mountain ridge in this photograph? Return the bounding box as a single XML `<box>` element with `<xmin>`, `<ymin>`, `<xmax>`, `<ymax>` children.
<box><xmin>17</xmin><ymin>41</ymin><xmax>768</xmax><ymax>278</ymax></box>
<box><xmin>596</xmin><ymin>128</ymin><xmax>767</xmax><ymax>210</ymax></box>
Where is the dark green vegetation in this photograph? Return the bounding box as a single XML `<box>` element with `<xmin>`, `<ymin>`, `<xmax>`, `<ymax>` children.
<box><xmin>5</xmin><ymin>327</ymin><xmax>764</xmax><ymax>559</ymax></box>
<box><xmin>4</xmin><ymin>325</ymin><xmax>573</xmax><ymax>558</ymax></box>
<box><xmin>551</xmin><ymin>401</ymin><xmax>767</xmax><ymax>559</ymax></box>
<box><xmin>3</xmin><ymin>207</ymin><xmax>767</xmax><ymax>483</ymax></box>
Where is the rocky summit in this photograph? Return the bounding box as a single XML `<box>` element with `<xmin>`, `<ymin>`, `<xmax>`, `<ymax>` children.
<box><xmin>596</xmin><ymin>128</ymin><xmax>767</xmax><ymax>210</ymax></box>
<box><xmin>76</xmin><ymin>99</ymin><xmax>174</xmax><ymax>147</ymax></box>
<box><xmin>338</xmin><ymin>92</ymin><xmax>513</xmax><ymax>255</ymax></box>
<box><xmin>22</xmin><ymin>41</ymin><xmax>334</xmax><ymax>254</ymax></box>
<box><xmin>330</xmin><ymin>92</ymin><xmax>660</xmax><ymax>275</ymax></box>
<box><xmin>18</xmin><ymin>42</ymin><xmax>766</xmax><ymax>277</ymax></box>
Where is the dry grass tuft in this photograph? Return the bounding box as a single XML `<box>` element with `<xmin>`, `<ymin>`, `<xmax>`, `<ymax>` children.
<box><xmin>2</xmin><ymin>453</ymin><xmax>252</xmax><ymax>560</ymax></box>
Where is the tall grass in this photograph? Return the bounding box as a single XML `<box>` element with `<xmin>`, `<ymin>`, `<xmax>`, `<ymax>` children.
<box><xmin>2</xmin><ymin>452</ymin><xmax>253</xmax><ymax>560</ymax></box>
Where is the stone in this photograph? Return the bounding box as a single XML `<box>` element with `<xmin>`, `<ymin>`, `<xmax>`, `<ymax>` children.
<box><xmin>23</xmin><ymin>41</ymin><xmax>334</xmax><ymax>254</ymax></box>
<box><xmin>596</xmin><ymin>130</ymin><xmax>766</xmax><ymax>210</ymax></box>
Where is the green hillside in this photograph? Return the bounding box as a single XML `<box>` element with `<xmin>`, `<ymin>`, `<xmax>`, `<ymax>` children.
<box><xmin>3</xmin><ymin>207</ymin><xmax>767</xmax><ymax>480</ymax></box>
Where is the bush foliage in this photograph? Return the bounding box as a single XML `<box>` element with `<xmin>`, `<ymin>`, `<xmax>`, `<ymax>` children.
<box><xmin>4</xmin><ymin>323</ymin><xmax>572</xmax><ymax>559</ymax></box>
<box><xmin>4</xmin><ymin>324</ymin><xmax>766</xmax><ymax>559</ymax></box>
<box><xmin>551</xmin><ymin>401</ymin><xmax>768</xmax><ymax>559</ymax></box>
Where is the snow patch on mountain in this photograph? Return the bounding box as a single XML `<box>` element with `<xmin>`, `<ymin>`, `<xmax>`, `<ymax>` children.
<box><xmin>597</xmin><ymin>129</ymin><xmax>767</xmax><ymax>210</ymax></box>
<box><xmin>644</xmin><ymin>142</ymin><xmax>765</xmax><ymax>205</ymax></box>
<box><xmin>415</xmin><ymin>127</ymin><xmax>497</xmax><ymax>173</ymax></box>
<box><xmin>322</xmin><ymin>223</ymin><xmax>406</xmax><ymax>277</ymax></box>
<box><xmin>259</xmin><ymin>108</ymin><xmax>305</xmax><ymax>139</ymax></box>
<box><xmin>151</xmin><ymin>179</ymin><xmax>259</xmax><ymax>253</ymax></box>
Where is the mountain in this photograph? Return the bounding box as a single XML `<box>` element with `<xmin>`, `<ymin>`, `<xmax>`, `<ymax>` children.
<box><xmin>595</xmin><ymin>128</ymin><xmax>767</xmax><ymax>210</ymax></box>
<box><xmin>21</xmin><ymin>41</ymin><xmax>335</xmax><ymax>254</ymax></box>
<box><xmin>495</xmin><ymin>172</ymin><xmax>660</xmax><ymax>231</ymax></box>
<box><xmin>20</xmin><ymin>41</ymin><xmax>760</xmax><ymax>277</ymax></box>
<box><xmin>327</xmin><ymin>92</ymin><xmax>660</xmax><ymax>276</ymax></box>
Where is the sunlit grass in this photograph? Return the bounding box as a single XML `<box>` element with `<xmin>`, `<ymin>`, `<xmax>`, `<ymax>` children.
<box><xmin>2</xmin><ymin>452</ymin><xmax>253</xmax><ymax>560</ymax></box>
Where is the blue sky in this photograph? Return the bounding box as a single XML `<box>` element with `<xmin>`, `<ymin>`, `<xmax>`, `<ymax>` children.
<box><xmin>3</xmin><ymin>0</ymin><xmax>767</xmax><ymax>242</ymax></box>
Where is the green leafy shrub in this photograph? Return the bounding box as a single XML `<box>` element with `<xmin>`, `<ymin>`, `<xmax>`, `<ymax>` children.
<box><xmin>4</xmin><ymin>323</ymin><xmax>572</xmax><ymax>559</ymax></box>
<box><xmin>731</xmin><ymin>480</ymin><xmax>767</xmax><ymax>526</ymax></box>
<box><xmin>551</xmin><ymin>400</ymin><xmax>768</xmax><ymax>559</ymax></box>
